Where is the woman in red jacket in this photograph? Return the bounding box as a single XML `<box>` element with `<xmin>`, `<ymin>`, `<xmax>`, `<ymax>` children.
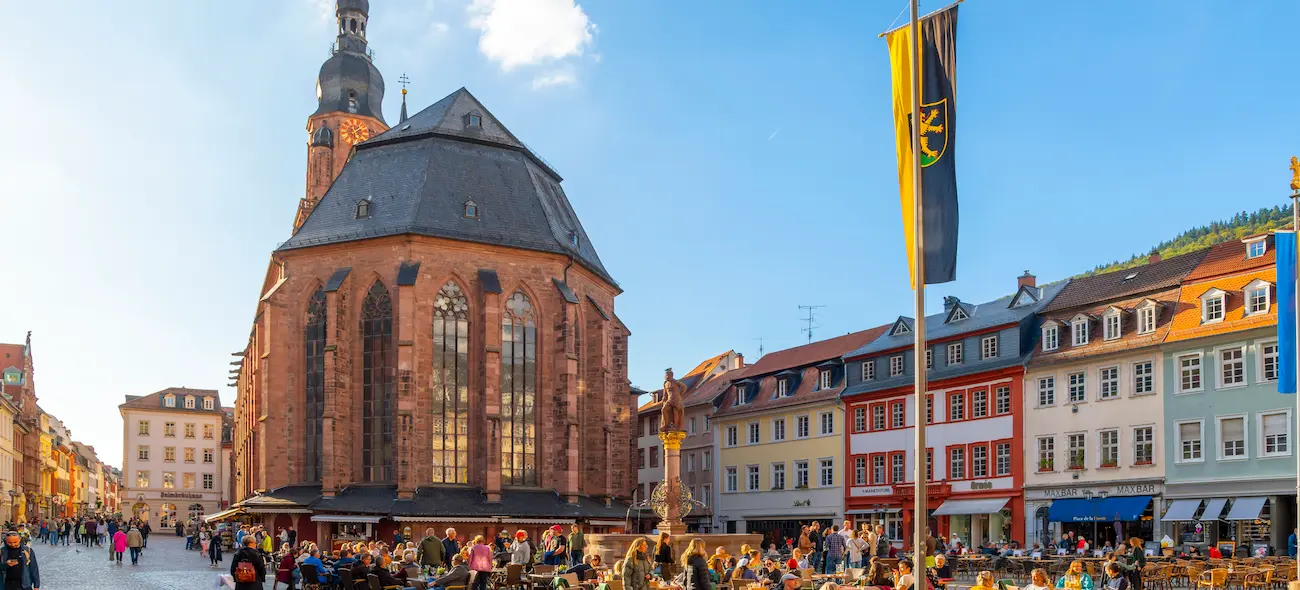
<box><xmin>273</xmin><ymin>544</ymin><xmax>297</xmax><ymax>590</ymax></box>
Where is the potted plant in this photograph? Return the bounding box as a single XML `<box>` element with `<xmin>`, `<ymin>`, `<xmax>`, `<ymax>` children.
<box><xmin>1068</xmin><ymin>451</ymin><xmax>1085</xmax><ymax>470</ymax></box>
<box><xmin>1038</xmin><ymin>459</ymin><xmax>1054</xmax><ymax>472</ymax></box>
<box><xmin>1100</xmin><ymin>459</ymin><xmax>1118</xmax><ymax>469</ymax></box>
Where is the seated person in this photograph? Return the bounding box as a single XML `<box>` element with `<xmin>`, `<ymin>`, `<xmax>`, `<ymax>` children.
<box><xmin>1056</xmin><ymin>560</ymin><xmax>1094</xmax><ymax>590</ymax></box>
<box><xmin>372</xmin><ymin>559</ymin><xmax>407</xmax><ymax>589</ymax></box>
<box><xmin>929</xmin><ymin>554</ymin><xmax>953</xmax><ymax>586</ymax></box>
<box><xmin>569</xmin><ymin>554</ymin><xmax>603</xmax><ymax>581</ymax></box>
<box><xmin>396</xmin><ymin>549</ymin><xmax>421</xmax><ymax>583</ymax></box>
<box><xmin>351</xmin><ymin>552</ymin><xmax>377</xmax><ymax>581</ymax></box>
<box><xmin>971</xmin><ymin>571</ymin><xmax>997</xmax><ymax>590</ymax></box>
<box><xmin>894</xmin><ymin>558</ymin><xmax>916</xmax><ymax>590</ymax></box>
<box><xmin>721</xmin><ymin>557</ymin><xmax>738</xmax><ymax>583</ymax></box>
<box><xmin>333</xmin><ymin>549</ymin><xmax>358</xmax><ymax>571</ymax></box>
<box><xmin>1102</xmin><ymin>562</ymin><xmax>1129</xmax><ymax>590</ymax></box>
<box><xmin>865</xmin><ymin>558</ymin><xmax>893</xmax><ymax>588</ymax></box>
<box><xmin>709</xmin><ymin>557</ymin><xmax>726</xmax><ymax>584</ymax></box>
<box><xmin>765</xmin><ymin>544</ymin><xmax>783</xmax><ymax>560</ymax></box>
<box><xmin>300</xmin><ymin>548</ymin><xmax>333</xmax><ymax>584</ymax></box>
<box><xmin>433</xmin><ymin>555</ymin><xmax>472</xmax><ymax>590</ymax></box>
<box><xmin>760</xmin><ymin>559</ymin><xmax>783</xmax><ymax>586</ymax></box>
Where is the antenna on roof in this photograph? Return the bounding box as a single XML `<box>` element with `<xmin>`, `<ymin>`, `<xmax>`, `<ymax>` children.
<box><xmin>798</xmin><ymin>305</ymin><xmax>825</xmax><ymax>344</ymax></box>
<box><xmin>753</xmin><ymin>337</ymin><xmax>765</xmax><ymax>359</ymax></box>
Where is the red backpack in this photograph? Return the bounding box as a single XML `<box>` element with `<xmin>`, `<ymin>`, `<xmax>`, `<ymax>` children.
<box><xmin>235</xmin><ymin>559</ymin><xmax>258</xmax><ymax>583</ymax></box>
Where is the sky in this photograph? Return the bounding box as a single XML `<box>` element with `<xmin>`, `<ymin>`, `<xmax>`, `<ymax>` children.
<box><xmin>2</xmin><ymin>0</ymin><xmax>1299</xmax><ymax>468</ymax></box>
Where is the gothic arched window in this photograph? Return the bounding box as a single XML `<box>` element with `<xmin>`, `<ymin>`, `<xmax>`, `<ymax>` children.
<box><xmin>432</xmin><ymin>281</ymin><xmax>469</xmax><ymax>484</ymax></box>
<box><xmin>360</xmin><ymin>281</ymin><xmax>395</xmax><ymax>482</ymax></box>
<box><xmin>501</xmin><ymin>290</ymin><xmax>537</xmax><ymax>486</ymax></box>
<box><xmin>304</xmin><ymin>287</ymin><xmax>327</xmax><ymax>482</ymax></box>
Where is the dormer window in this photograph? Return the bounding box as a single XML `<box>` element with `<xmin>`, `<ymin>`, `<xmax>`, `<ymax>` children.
<box><xmin>202</xmin><ymin>397</ymin><xmax>214</xmax><ymax>411</ymax></box>
<box><xmin>1244</xmin><ymin>279</ymin><xmax>1272</xmax><ymax>315</ymax></box>
<box><xmin>1071</xmin><ymin>317</ymin><xmax>1090</xmax><ymax>346</ymax></box>
<box><xmin>734</xmin><ymin>384</ymin><xmax>748</xmax><ymax>406</ymax></box>
<box><xmin>466</xmin><ymin>112</ymin><xmax>483</xmax><ymax>129</ymax></box>
<box><xmin>861</xmin><ymin>361</ymin><xmax>875</xmax><ymax>381</ymax></box>
<box><xmin>1200</xmin><ymin>288</ymin><xmax>1226</xmax><ymax>324</ymax></box>
<box><xmin>347</xmin><ymin>90</ymin><xmax>358</xmax><ymax>114</ymax></box>
<box><xmin>890</xmin><ymin>355</ymin><xmax>904</xmax><ymax>377</ymax></box>
<box><xmin>819</xmin><ymin>370</ymin><xmax>831</xmax><ymax>390</ymax></box>
<box><xmin>569</xmin><ymin>231</ymin><xmax>579</xmax><ymax>247</ymax></box>
<box><xmin>948</xmin><ymin>306</ymin><xmax>969</xmax><ymax>322</ymax></box>
<box><xmin>1103</xmin><ymin>309</ymin><xmax>1122</xmax><ymax>341</ymax></box>
<box><xmin>164</xmin><ymin>395</ymin><xmax>176</xmax><ymax>408</ymax></box>
<box><xmin>355</xmin><ymin>198</ymin><xmax>371</xmax><ymax>219</ymax></box>
<box><xmin>890</xmin><ymin>318</ymin><xmax>912</xmax><ymax>336</ymax></box>
<box><xmin>947</xmin><ymin>342</ymin><xmax>963</xmax><ymax>365</ymax></box>
<box><xmin>464</xmin><ymin>200</ymin><xmax>478</xmax><ymax>219</ymax></box>
<box><xmin>1246</xmin><ymin>237</ymin><xmax>1267</xmax><ymax>259</ymax></box>
<box><xmin>184</xmin><ymin>396</ymin><xmax>195</xmax><ymax>409</ymax></box>
<box><xmin>777</xmin><ymin>379</ymin><xmax>789</xmax><ymax>397</ymax></box>
<box><xmin>1137</xmin><ymin>303</ymin><xmax>1158</xmax><ymax>334</ymax></box>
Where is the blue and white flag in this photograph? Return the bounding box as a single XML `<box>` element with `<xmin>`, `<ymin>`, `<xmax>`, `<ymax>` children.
<box><xmin>1277</xmin><ymin>230</ymin><xmax>1296</xmax><ymax>394</ymax></box>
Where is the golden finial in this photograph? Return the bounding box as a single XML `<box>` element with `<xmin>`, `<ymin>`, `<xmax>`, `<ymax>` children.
<box><xmin>1290</xmin><ymin>156</ymin><xmax>1300</xmax><ymax>193</ymax></box>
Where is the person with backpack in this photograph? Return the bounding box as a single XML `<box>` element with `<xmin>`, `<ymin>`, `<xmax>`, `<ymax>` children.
<box><xmin>1</xmin><ymin>531</ymin><xmax>38</xmax><ymax>590</ymax></box>
<box><xmin>232</xmin><ymin>535</ymin><xmax>267</xmax><ymax>590</ymax></box>
<box><xmin>127</xmin><ymin>525</ymin><xmax>144</xmax><ymax>565</ymax></box>
<box><xmin>874</xmin><ymin>525</ymin><xmax>891</xmax><ymax>559</ymax></box>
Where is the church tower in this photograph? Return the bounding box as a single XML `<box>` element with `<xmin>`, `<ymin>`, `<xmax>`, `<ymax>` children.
<box><xmin>295</xmin><ymin>0</ymin><xmax>389</xmax><ymax>234</ymax></box>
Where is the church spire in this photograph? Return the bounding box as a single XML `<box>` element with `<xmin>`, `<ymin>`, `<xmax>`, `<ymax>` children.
<box><xmin>399</xmin><ymin>73</ymin><xmax>410</xmax><ymax>123</ymax></box>
<box><xmin>313</xmin><ymin>0</ymin><xmax>385</xmax><ymax>123</ymax></box>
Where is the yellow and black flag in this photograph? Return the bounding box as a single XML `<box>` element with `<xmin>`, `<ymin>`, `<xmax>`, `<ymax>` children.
<box><xmin>888</xmin><ymin>5</ymin><xmax>958</xmax><ymax>285</ymax></box>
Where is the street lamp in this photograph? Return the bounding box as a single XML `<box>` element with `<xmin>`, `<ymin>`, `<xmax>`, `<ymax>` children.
<box><xmin>1081</xmin><ymin>490</ymin><xmax>1110</xmax><ymax>548</ymax></box>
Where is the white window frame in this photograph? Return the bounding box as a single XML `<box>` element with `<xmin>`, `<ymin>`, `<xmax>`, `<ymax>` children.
<box><xmin>1246</xmin><ymin>237</ymin><xmax>1267</xmax><ymax>259</ymax></box>
<box><xmin>687</xmin><ymin>453</ymin><xmax>697</xmax><ymax>472</ymax></box>
<box><xmin>1176</xmin><ymin>419</ymin><xmax>1204</xmax><ymax>463</ymax></box>
<box><xmin>1068</xmin><ymin>371</ymin><xmax>1086</xmax><ymax>403</ymax></box>
<box><xmin>777</xmin><ymin>379</ymin><xmax>789</xmax><ymax>397</ymax></box>
<box><xmin>725</xmin><ymin>425</ymin><xmax>738</xmax><ymax>447</ymax></box>
<box><xmin>1133</xmin><ymin>425</ymin><xmax>1155</xmax><ymax>466</ymax></box>
<box><xmin>819</xmin><ymin>370</ymin><xmax>832</xmax><ymax>391</ymax></box>
<box><xmin>995</xmin><ymin>442</ymin><xmax>1012</xmax><ymax>476</ymax></box>
<box><xmin>796</xmin><ymin>415</ymin><xmax>810</xmax><ymax>439</ymax></box>
<box><xmin>872</xmin><ymin>405</ymin><xmax>886</xmax><ymax>431</ymax></box>
<box><xmin>891</xmin><ymin>401</ymin><xmax>905</xmax><ymax>428</ymax></box>
<box><xmin>981</xmin><ymin>335</ymin><xmax>998</xmax><ymax>360</ymax></box>
<box><xmin>1037</xmin><ymin>376</ymin><xmax>1055</xmax><ymax>407</ymax></box>
<box><xmin>724</xmin><ymin>466</ymin><xmax>738</xmax><ymax>492</ymax></box>
<box><xmin>819</xmin><ymin>411</ymin><xmax>834</xmax><ymax>435</ymax></box>
<box><xmin>1216</xmin><ymin>344</ymin><xmax>1247</xmax><ymax>390</ymax></box>
<box><xmin>995</xmin><ymin>386</ymin><xmax>1012</xmax><ymax>415</ymax></box>
<box><xmin>1216</xmin><ymin>414</ymin><xmax>1249</xmax><ymax>461</ymax></box>
<box><xmin>746</xmin><ymin>464</ymin><xmax>760</xmax><ymax>492</ymax></box>
<box><xmin>1067</xmin><ymin>433</ymin><xmax>1086</xmax><ymax>470</ymax></box>
<box><xmin>771</xmin><ymin>462</ymin><xmax>786</xmax><ymax>490</ymax></box>
<box><xmin>1259</xmin><ymin>339</ymin><xmax>1280</xmax><ymax>383</ymax></box>
<box><xmin>926</xmin><ymin>348</ymin><xmax>933</xmax><ymax>369</ymax></box>
<box><xmin>164</xmin><ymin>395</ymin><xmax>176</xmax><ymax>408</ymax></box>
<box><xmin>794</xmin><ymin>460</ymin><xmax>810</xmax><ymax>489</ymax></box>
<box><xmin>734</xmin><ymin>385</ymin><xmax>748</xmax><ymax>407</ymax></box>
<box><xmin>1071</xmin><ymin>318</ymin><xmax>1090</xmax><ymax>346</ymax></box>
<box><xmin>1098</xmin><ymin>429</ymin><xmax>1119</xmax><ymax>468</ymax></box>
<box><xmin>1037</xmin><ymin>436</ymin><xmax>1055</xmax><ymax>472</ymax></box>
<box><xmin>1099</xmin><ymin>365</ymin><xmax>1120</xmax><ymax>400</ymax></box>
<box><xmin>703</xmin><ymin>450</ymin><xmax>710</xmax><ymax>468</ymax></box>
<box><xmin>861</xmin><ymin>361</ymin><xmax>875</xmax><ymax>381</ymax></box>
<box><xmin>1258</xmin><ymin>409</ymin><xmax>1292</xmax><ymax>458</ymax></box>
<box><xmin>689</xmin><ymin>417</ymin><xmax>697</xmax><ymax>435</ymax></box>
<box><xmin>772</xmin><ymin>417</ymin><xmax>787</xmax><ymax>442</ymax></box>
<box><xmin>1042</xmin><ymin>325</ymin><xmax>1059</xmax><ymax>352</ymax></box>
<box><xmin>1201</xmin><ymin>289</ymin><xmax>1226</xmax><ymax>324</ymax></box>
<box><xmin>1103</xmin><ymin>311</ymin><xmax>1122</xmax><ymax>341</ymax></box>
<box><xmin>947</xmin><ymin>342</ymin><xmax>963</xmax><ymax>366</ymax></box>
<box><xmin>818</xmin><ymin>458</ymin><xmax>835</xmax><ymax>487</ymax></box>
<box><xmin>202</xmin><ymin>397</ymin><xmax>214</xmax><ymax>411</ymax></box>
<box><xmin>184</xmin><ymin>396</ymin><xmax>195</xmax><ymax>409</ymax></box>
<box><xmin>747</xmin><ymin>421</ymin><xmax>760</xmax><ymax>445</ymax></box>
<box><xmin>890</xmin><ymin>355</ymin><xmax>904</xmax><ymax>377</ymax></box>
<box><xmin>1137</xmin><ymin>305</ymin><xmax>1157</xmax><ymax>334</ymax></box>
<box><xmin>949</xmin><ymin>392</ymin><xmax>965</xmax><ymax>421</ymax></box>
<box><xmin>1132</xmin><ymin>360</ymin><xmax>1154</xmax><ymax>395</ymax></box>
<box><xmin>1177</xmin><ymin>352</ymin><xmax>1204</xmax><ymax>394</ymax></box>
<box><xmin>972</xmin><ymin>390</ymin><xmax>988</xmax><ymax>417</ymax></box>
<box><xmin>1244</xmin><ymin>279</ymin><xmax>1272</xmax><ymax>316</ymax></box>
<box><xmin>949</xmin><ymin>447</ymin><xmax>965</xmax><ymax>479</ymax></box>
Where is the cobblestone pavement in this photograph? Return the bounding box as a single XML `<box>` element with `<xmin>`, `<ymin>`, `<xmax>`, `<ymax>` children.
<box><xmin>33</xmin><ymin>533</ymin><xmax>232</xmax><ymax>589</ymax></box>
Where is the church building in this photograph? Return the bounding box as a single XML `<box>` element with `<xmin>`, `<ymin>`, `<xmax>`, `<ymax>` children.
<box><xmin>220</xmin><ymin>0</ymin><xmax>636</xmax><ymax>546</ymax></box>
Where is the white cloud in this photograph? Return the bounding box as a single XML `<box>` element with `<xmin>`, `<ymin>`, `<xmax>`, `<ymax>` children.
<box><xmin>531</xmin><ymin>68</ymin><xmax>577</xmax><ymax>89</ymax></box>
<box><xmin>311</xmin><ymin>0</ymin><xmax>335</xmax><ymax>22</ymax></box>
<box><xmin>467</xmin><ymin>0</ymin><xmax>596</xmax><ymax>71</ymax></box>
<box><xmin>432</xmin><ymin>21</ymin><xmax>450</xmax><ymax>34</ymax></box>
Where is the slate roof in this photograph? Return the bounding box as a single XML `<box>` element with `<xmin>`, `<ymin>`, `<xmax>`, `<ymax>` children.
<box><xmin>281</xmin><ymin>88</ymin><xmax>616</xmax><ymax>288</ymax></box>
<box><xmin>683</xmin><ymin>368</ymin><xmax>748</xmax><ymax>408</ymax></box>
<box><xmin>712</xmin><ymin>326</ymin><xmax>889</xmax><ymax>418</ymax></box>
<box><xmin>845</xmin><ymin>281</ymin><xmax>1069</xmax><ymax>360</ymax></box>
<box><xmin>240</xmin><ymin>484</ymin><xmax>628</xmax><ymax>519</ymax></box>
<box><xmin>118</xmin><ymin>387</ymin><xmax>223</xmax><ymax>414</ymax></box>
<box><xmin>1041</xmin><ymin>250</ymin><xmax>1209</xmax><ymax>313</ymax></box>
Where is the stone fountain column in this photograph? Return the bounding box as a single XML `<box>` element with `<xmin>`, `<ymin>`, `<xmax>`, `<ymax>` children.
<box><xmin>657</xmin><ymin>430</ymin><xmax>688</xmax><ymax>535</ymax></box>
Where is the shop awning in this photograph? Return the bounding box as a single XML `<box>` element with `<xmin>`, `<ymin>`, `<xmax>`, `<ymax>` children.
<box><xmin>1200</xmin><ymin>498</ymin><xmax>1229</xmax><ymax>521</ymax></box>
<box><xmin>1048</xmin><ymin>496</ymin><xmax>1151</xmax><ymax>523</ymax></box>
<box><xmin>1225</xmin><ymin>497</ymin><xmax>1268</xmax><ymax>521</ymax></box>
<box><xmin>311</xmin><ymin>514</ymin><xmax>382</xmax><ymax>523</ymax></box>
<box><xmin>846</xmin><ymin>508</ymin><xmax>903</xmax><ymax>516</ymax></box>
<box><xmin>1161</xmin><ymin>499</ymin><xmax>1202</xmax><ymax>522</ymax></box>
<box><xmin>932</xmin><ymin>497</ymin><xmax>1011</xmax><ymax>516</ymax></box>
<box><xmin>204</xmin><ymin>507</ymin><xmax>245</xmax><ymax>523</ymax></box>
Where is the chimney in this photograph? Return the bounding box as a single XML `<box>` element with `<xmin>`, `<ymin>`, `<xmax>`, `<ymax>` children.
<box><xmin>1018</xmin><ymin>271</ymin><xmax>1036</xmax><ymax>289</ymax></box>
<box><xmin>1149</xmin><ymin>252</ymin><xmax>1161</xmax><ymax>263</ymax></box>
<box><xmin>943</xmin><ymin>296</ymin><xmax>960</xmax><ymax>313</ymax></box>
<box><xmin>735</xmin><ymin>353</ymin><xmax>745</xmax><ymax>369</ymax></box>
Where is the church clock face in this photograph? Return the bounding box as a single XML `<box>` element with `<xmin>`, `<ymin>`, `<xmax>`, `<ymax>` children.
<box><xmin>339</xmin><ymin>118</ymin><xmax>370</xmax><ymax>144</ymax></box>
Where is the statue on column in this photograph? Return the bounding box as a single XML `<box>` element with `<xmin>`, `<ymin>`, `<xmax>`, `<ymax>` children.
<box><xmin>651</xmin><ymin>368</ymin><xmax>692</xmax><ymax>534</ymax></box>
<box><xmin>660</xmin><ymin>368</ymin><xmax>686</xmax><ymax>434</ymax></box>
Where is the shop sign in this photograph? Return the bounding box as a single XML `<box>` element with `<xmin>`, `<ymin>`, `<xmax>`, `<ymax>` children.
<box><xmin>970</xmin><ymin>481</ymin><xmax>993</xmax><ymax>490</ymax></box>
<box><xmin>850</xmin><ymin>486</ymin><xmax>894</xmax><ymax>497</ymax></box>
<box><xmin>161</xmin><ymin>492</ymin><xmax>205</xmax><ymax>500</ymax></box>
<box><xmin>793</xmin><ymin>499</ymin><xmax>811</xmax><ymax>507</ymax></box>
<box><xmin>1025</xmin><ymin>482</ymin><xmax>1161</xmax><ymax>501</ymax></box>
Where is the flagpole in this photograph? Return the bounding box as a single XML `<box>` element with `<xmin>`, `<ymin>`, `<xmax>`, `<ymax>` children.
<box><xmin>908</xmin><ymin>0</ymin><xmax>929</xmax><ymax>572</ymax></box>
<box><xmin>1292</xmin><ymin>187</ymin><xmax>1298</xmax><ymax>582</ymax></box>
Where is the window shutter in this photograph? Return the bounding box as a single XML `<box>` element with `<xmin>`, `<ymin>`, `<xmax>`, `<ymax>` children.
<box><xmin>1222</xmin><ymin>418</ymin><xmax>1244</xmax><ymax>441</ymax></box>
<box><xmin>1179</xmin><ymin>422</ymin><xmax>1199</xmax><ymax>441</ymax></box>
<box><xmin>1263</xmin><ymin>414</ymin><xmax>1287</xmax><ymax>437</ymax></box>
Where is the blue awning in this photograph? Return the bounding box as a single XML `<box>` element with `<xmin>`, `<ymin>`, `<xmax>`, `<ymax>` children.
<box><xmin>1048</xmin><ymin>496</ymin><xmax>1153</xmax><ymax>523</ymax></box>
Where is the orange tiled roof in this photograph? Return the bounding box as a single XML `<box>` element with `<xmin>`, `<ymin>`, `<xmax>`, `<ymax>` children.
<box><xmin>1032</xmin><ymin>287</ymin><xmax>1181</xmax><ymax>365</ymax></box>
<box><xmin>0</xmin><ymin>344</ymin><xmax>24</xmax><ymax>370</ymax></box>
<box><xmin>1184</xmin><ymin>235</ymin><xmax>1275</xmax><ymax>282</ymax></box>
<box><xmin>683</xmin><ymin>367</ymin><xmax>749</xmax><ymax>407</ymax></box>
<box><xmin>1164</xmin><ymin>266</ymin><xmax>1276</xmax><ymax>343</ymax></box>
<box><xmin>684</xmin><ymin>351</ymin><xmax>734</xmax><ymax>378</ymax></box>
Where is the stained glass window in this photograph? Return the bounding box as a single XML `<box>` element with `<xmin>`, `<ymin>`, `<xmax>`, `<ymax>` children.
<box><xmin>304</xmin><ymin>288</ymin><xmax>326</xmax><ymax>482</ymax></box>
<box><xmin>501</xmin><ymin>291</ymin><xmax>538</xmax><ymax>486</ymax></box>
<box><xmin>361</xmin><ymin>281</ymin><xmax>395</xmax><ymax>482</ymax></box>
<box><xmin>432</xmin><ymin>282</ymin><xmax>470</xmax><ymax>484</ymax></box>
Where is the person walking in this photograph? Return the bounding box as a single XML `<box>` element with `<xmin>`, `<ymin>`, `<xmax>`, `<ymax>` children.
<box><xmin>140</xmin><ymin>521</ymin><xmax>151</xmax><ymax>548</ymax></box>
<box><xmin>231</xmin><ymin>535</ymin><xmax>267</xmax><ymax>590</ymax></box>
<box><xmin>441</xmin><ymin>528</ymin><xmax>459</xmax><ymax>567</ymax></box>
<box><xmin>417</xmin><ymin>527</ymin><xmax>445</xmax><ymax>570</ymax></box>
<box><xmin>653</xmin><ymin>532</ymin><xmax>675</xmax><ymax>580</ymax></box>
<box><xmin>1</xmin><ymin>531</ymin><xmax>39</xmax><ymax>590</ymax></box>
<box><xmin>568</xmin><ymin>524</ymin><xmax>586</xmax><ymax>567</ymax></box>
<box><xmin>622</xmin><ymin>538</ymin><xmax>652</xmax><ymax>590</ymax></box>
<box><xmin>468</xmin><ymin>535</ymin><xmax>494</xmax><ymax>590</ymax></box>
<box><xmin>112</xmin><ymin>528</ymin><xmax>127</xmax><ymax>565</ymax></box>
<box><xmin>681</xmin><ymin>538</ymin><xmax>712</xmax><ymax>590</ymax></box>
<box><xmin>126</xmin><ymin>524</ymin><xmax>144</xmax><ymax>565</ymax></box>
<box><xmin>208</xmin><ymin>527</ymin><xmax>224</xmax><ymax>567</ymax></box>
